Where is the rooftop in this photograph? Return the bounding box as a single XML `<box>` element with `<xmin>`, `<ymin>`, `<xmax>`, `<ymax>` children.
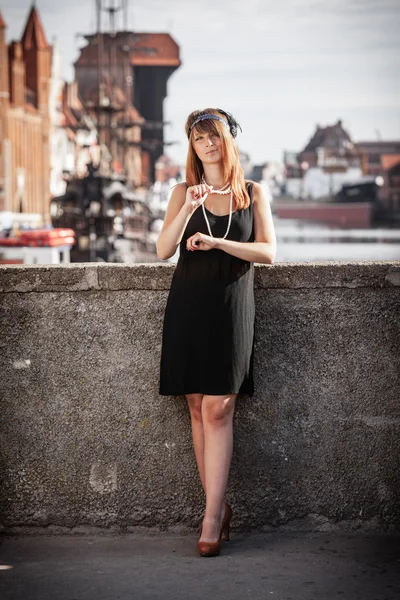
<box><xmin>75</xmin><ymin>31</ymin><xmax>181</xmax><ymax>68</ymax></box>
<box><xmin>21</xmin><ymin>5</ymin><xmax>50</xmax><ymax>51</ymax></box>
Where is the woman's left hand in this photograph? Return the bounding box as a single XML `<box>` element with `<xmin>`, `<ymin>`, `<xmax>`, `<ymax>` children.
<box><xmin>186</xmin><ymin>232</ymin><xmax>218</xmax><ymax>251</ymax></box>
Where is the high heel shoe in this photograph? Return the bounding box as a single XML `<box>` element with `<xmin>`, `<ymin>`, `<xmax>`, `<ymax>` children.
<box><xmin>221</xmin><ymin>501</ymin><xmax>232</xmax><ymax>542</ymax></box>
<box><xmin>197</xmin><ymin>501</ymin><xmax>232</xmax><ymax>557</ymax></box>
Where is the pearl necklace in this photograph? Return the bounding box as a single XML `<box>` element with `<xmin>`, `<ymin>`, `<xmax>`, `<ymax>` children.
<box><xmin>200</xmin><ymin>175</ymin><xmax>233</xmax><ymax>239</ymax></box>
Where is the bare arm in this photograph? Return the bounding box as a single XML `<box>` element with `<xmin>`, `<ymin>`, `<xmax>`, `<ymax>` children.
<box><xmin>156</xmin><ymin>184</ymin><xmax>194</xmax><ymax>260</ymax></box>
<box><xmin>214</xmin><ymin>182</ymin><xmax>277</xmax><ymax>264</ymax></box>
<box><xmin>156</xmin><ymin>182</ymin><xmax>213</xmax><ymax>260</ymax></box>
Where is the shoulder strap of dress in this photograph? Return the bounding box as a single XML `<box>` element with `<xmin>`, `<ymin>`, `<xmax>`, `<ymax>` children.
<box><xmin>245</xmin><ymin>180</ymin><xmax>254</xmax><ymax>205</ymax></box>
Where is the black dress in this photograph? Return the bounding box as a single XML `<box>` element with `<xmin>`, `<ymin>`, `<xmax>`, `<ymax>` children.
<box><xmin>159</xmin><ymin>181</ymin><xmax>255</xmax><ymax>397</ymax></box>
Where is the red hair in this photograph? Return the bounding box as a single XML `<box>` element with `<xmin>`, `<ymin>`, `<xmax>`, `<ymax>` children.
<box><xmin>184</xmin><ymin>108</ymin><xmax>250</xmax><ymax>211</ymax></box>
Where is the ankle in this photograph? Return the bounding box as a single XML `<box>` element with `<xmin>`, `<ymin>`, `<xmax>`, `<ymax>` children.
<box><xmin>203</xmin><ymin>497</ymin><xmax>227</xmax><ymax>518</ymax></box>
<box><xmin>202</xmin><ymin>515</ymin><xmax>220</xmax><ymax>524</ymax></box>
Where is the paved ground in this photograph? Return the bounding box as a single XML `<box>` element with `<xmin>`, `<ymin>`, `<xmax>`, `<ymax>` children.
<box><xmin>0</xmin><ymin>531</ymin><xmax>399</xmax><ymax>600</ymax></box>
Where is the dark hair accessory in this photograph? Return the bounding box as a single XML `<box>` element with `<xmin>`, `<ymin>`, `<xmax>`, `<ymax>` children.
<box><xmin>216</xmin><ymin>108</ymin><xmax>243</xmax><ymax>138</ymax></box>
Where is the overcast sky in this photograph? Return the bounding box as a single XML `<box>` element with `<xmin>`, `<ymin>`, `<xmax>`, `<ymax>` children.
<box><xmin>2</xmin><ymin>0</ymin><xmax>400</xmax><ymax>166</ymax></box>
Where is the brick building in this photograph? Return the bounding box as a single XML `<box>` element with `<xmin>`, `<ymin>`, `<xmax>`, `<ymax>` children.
<box><xmin>49</xmin><ymin>39</ymin><xmax>102</xmax><ymax>199</ymax></box>
<box><xmin>356</xmin><ymin>141</ymin><xmax>400</xmax><ymax>177</ymax></box>
<box><xmin>0</xmin><ymin>6</ymin><xmax>52</xmax><ymax>222</ymax></box>
<box><xmin>74</xmin><ymin>30</ymin><xmax>181</xmax><ymax>184</ymax></box>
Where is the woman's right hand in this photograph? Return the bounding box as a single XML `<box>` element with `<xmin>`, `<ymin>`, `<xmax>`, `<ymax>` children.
<box><xmin>185</xmin><ymin>184</ymin><xmax>214</xmax><ymax>211</ymax></box>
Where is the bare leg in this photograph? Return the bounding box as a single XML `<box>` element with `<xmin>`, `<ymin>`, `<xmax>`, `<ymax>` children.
<box><xmin>199</xmin><ymin>393</ymin><xmax>237</xmax><ymax>542</ymax></box>
<box><xmin>186</xmin><ymin>393</ymin><xmax>227</xmax><ymax>525</ymax></box>
<box><xmin>186</xmin><ymin>394</ymin><xmax>206</xmax><ymax>493</ymax></box>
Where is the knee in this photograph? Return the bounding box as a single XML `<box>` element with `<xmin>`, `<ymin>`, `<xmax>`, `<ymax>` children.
<box><xmin>202</xmin><ymin>396</ymin><xmax>236</xmax><ymax>425</ymax></box>
<box><xmin>186</xmin><ymin>394</ymin><xmax>203</xmax><ymax>422</ymax></box>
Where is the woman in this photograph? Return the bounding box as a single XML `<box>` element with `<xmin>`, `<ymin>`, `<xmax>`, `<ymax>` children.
<box><xmin>156</xmin><ymin>108</ymin><xmax>276</xmax><ymax>557</ymax></box>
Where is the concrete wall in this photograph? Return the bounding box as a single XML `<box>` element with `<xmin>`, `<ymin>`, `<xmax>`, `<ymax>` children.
<box><xmin>1</xmin><ymin>262</ymin><xmax>399</xmax><ymax>535</ymax></box>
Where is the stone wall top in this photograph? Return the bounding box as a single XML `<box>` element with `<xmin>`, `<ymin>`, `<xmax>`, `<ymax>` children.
<box><xmin>0</xmin><ymin>261</ymin><xmax>399</xmax><ymax>293</ymax></box>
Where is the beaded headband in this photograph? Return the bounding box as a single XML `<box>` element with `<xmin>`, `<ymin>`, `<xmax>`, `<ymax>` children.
<box><xmin>187</xmin><ymin>114</ymin><xmax>229</xmax><ymax>138</ymax></box>
<box><xmin>187</xmin><ymin>109</ymin><xmax>242</xmax><ymax>139</ymax></box>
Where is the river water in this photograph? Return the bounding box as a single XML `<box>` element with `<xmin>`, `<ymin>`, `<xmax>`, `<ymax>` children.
<box><xmin>274</xmin><ymin>219</ymin><xmax>400</xmax><ymax>262</ymax></box>
<box><xmin>168</xmin><ymin>219</ymin><xmax>400</xmax><ymax>263</ymax></box>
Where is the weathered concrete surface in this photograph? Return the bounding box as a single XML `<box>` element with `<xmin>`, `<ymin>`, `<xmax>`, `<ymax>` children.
<box><xmin>0</xmin><ymin>532</ymin><xmax>399</xmax><ymax>600</ymax></box>
<box><xmin>0</xmin><ymin>262</ymin><xmax>399</xmax><ymax>534</ymax></box>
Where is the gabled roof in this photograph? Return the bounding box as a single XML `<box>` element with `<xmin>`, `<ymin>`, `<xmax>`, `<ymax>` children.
<box><xmin>0</xmin><ymin>10</ymin><xmax>7</xmax><ymax>29</ymax></box>
<box><xmin>21</xmin><ymin>5</ymin><xmax>50</xmax><ymax>51</ymax></box>
<box><xmin>301</xmin><ymin>120</ymin><xmax>356</xmax><ymax>154</ymax></box>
